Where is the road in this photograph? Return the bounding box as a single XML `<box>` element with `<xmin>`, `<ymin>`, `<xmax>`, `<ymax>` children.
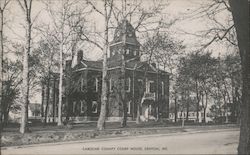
<box><xmin>2</xmin><ymin>128</ymin><xmax>239</xmax><ymax>155</ymax></box>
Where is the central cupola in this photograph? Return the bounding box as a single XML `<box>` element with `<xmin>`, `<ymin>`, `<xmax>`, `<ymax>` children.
<box><xmin>109</xmin><ymin>19</ymin><xmax>140</xmax><ymax>60</ymax></box>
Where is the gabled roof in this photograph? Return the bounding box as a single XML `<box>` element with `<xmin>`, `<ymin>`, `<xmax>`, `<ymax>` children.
<box><xmin>72</xmin><ymin>57</ymin><xmax>169</xmax><ymax>75</ymax></box>
<box><xmin>73</xmin><ymin>59</ymin><xmax>102</xmax><ymax>71</ymax></box>
<box><xmin>82</xmin><ymin>60</ymin><xmax>102</xmax><ymax>69</ymax></box>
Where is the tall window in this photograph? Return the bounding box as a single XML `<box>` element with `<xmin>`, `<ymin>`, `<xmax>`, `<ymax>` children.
<box><xmin>125</xmin><ymin>78</ymin><xmax>131</xmax><ymax>92</ymax></box>
<box><xmin>161</xmin><ymin>81</ymin><xmax>164</xmax><ymax>96</ymax></box>
<box><xmin>80</xmin><ymin>100</ymin><xmax>87</xmax><ymax>113</ymax></box>
<box><xmin>146</xmin><ymin>80</ymin><xmax>155</xmax><ymax>93</ymax></box>
<box><xmin>127</xmin><ymin>101</ymin><xmax>131</xmax><ymax>114</ymax></box>
<box><xmin>92</xmin><ymin>101</ymin><xmax>98</xmax><ymax>113</ymax></box>
<box><xmin>94</xmin><ymin>78</ymin><xmax>98</xmax><ymax>92</ymax></box>
<box><xmin>126</xmin><ymin>49</ymin><xmax>130</xmax><ymax>55</ymax></box>
<box><xmin>80</xmin><ymin>77</ymin><xmax>84</xmax><ymax>92</ymax></box>
<box><xmin>149</xmin><ymin>81</ymin><xmax>155</xmax><ymax>93</ymax></box>
<box><xmin>73</xmin><ymin>101</ymin><xmax>76</xmax><ymax>113</ymax></box>
<box><xmin>138</xmin><ymin>79</ymin><xmax>143</xmax><ymax>86</ymax></box>
<box><xmin>133</xmin><ymin>50</ymin><xmax>137</xmax><ymax>56</ymax></box>
<box><xmin>110</xmin><ymin>78</ymin><xmax>114</xmax><ymax>92</ymax></box>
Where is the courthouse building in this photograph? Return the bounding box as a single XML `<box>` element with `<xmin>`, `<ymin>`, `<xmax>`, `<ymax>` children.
<box><xmin>41</xmin><ymin>20</ymin><xmax>170</xmax><ymax>122</ymax></box>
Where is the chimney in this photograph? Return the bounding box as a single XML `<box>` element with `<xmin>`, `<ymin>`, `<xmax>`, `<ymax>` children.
<box><xmin>77</xmin><ymin>50</ymin><xmax>83</xmax><ymax>64</ymax></box>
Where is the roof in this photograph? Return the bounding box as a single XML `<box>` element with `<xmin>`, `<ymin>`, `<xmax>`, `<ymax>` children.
<box><xmin>111</xmin><ymin>19</ymin><xmax>140</xmax><ymax>46</ymax></box>
<box><xmin>73</xmin><ymin>59</ymin><xmax>102</xmax><ymax>71</ymax></box>
<box><xmin>83</xmin><ymin>60</ymin><xmax>102</xmax><ymax>69</ymax></box>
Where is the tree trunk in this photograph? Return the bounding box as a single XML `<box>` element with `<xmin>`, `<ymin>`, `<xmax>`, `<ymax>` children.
<box><xmin>174</xmin><ymin>94</ymin><xmax>177</xmax><ymax>123</ymax></box>
<box><xmin>223</xmin><ymin>94</ymin><xmax>228</xmax><ymax>123</ymax></box>
<box><xmin>186</xmin><ymin>100</ymin><xmax>189</xmax><ymax>121</ymax></box>
<box><xmin>3</xmin><ymin>107</ymin><xmax>9</xmax><ymax>127</ymax></box>
<box><xmin>156</xmin><ymin>63</ymin><xmax>159</xmax><ymax>121</ymax></box>
<box><xmin>0</xmin><ymin>10</ymin><xmax>3</xmax><ymax>131</ymax></box>
<box><xmin>229</xmin><ymin>1</ymin><xmax>249</xmax><ymax>154</ymax></box>
<box><xmin>120</xmin><ymin>51</ymin><xmax>127</xmax><ymax>127</ymax></box>
<box><xmin>97</xmin><ymin>0</ymin><xmax>109</xmax><ymax>130</ymax></box>
<box><xmin>20</xmin><ymin>15</ymin><xmax>31</xmax><ymax>134</ymax></box>
<box><xmin>52</xmin><ymin>78</ymin><xmax>56</xmax><ymax>123</ymax></box>
<box><xmin>57</xmin><ymin>41</ymin><xmax>63</xmax><ymax>126</ymax></box>
<box><xmin>44</xmin><ymin>78</ymin><xmax>50</xmax><ymax>125</ymax></box>
<box><xmin>201</xmin><ymin>92</ymin><xmax>205</xmax><ymax>123</ymax></box>
<box><xmin>195</xmin><ymin>80</ymin><xmax>200</xmax><ymax>122</ymax></box>
<box><xmin>41</xmin><ymin>85</ymin><xmax>44</xmax><ymax>117</ymax></box>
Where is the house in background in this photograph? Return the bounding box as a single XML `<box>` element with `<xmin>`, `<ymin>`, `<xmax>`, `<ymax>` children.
<box><xmin>28</xmin><ymin>103</ymin><xmax>41</xmax><ymax>119</ymax></box>
<box><xmin>42</xmin><ymin>19</ymin><xmax>170</xmax><ymax>123</ymax></box>
<box><xmin>169</xmin><ymin>102</ymin><xmax>213</xmax><ymax>123</ymax></box>
<box><xmin>8</xmin><ymin>102</ymin><xmax>42</xmax><ymax>123</ymax></box>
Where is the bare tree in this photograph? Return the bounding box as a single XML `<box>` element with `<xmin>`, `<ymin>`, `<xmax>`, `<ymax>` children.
<box><xmin>96</xmin><ymin>0</ymin><xmax>113</xmax><ymax>130</ymax></box>
<box><xmin>17</xmin><ymin>0</ymin><xmax>33</xmax><ymax>134</ymax></box>
<box><xmin>0</xmin><ymin>0</ymin><xmax>11</xmax><ymax>131</ymax></box>
<box><xmin>43</xmin><ymin>0</ymin><xmax>89</xmax><ymax>126</ymax></box>
<box><xmin>187</xmin><ymin>1</ymin><xmax>248</xmax><ymax>153</ymax></box>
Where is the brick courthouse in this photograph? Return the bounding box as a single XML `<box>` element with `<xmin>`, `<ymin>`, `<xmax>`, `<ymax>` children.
<box><xmin>41</xmin><ymin>20</ymin><xmax>170</xmax><ymax>122</ymax></box>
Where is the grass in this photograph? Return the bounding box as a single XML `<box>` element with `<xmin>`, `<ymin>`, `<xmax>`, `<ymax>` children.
<box><xmin>1</xmin><ymin>121</ymin><xmax>239</xmax><ymax>147</ymax></box>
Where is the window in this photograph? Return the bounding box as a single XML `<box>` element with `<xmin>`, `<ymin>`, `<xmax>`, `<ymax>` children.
<box><xmin>133</xmin><ymin>50</ymin><xmax>137</xmax><ymax>56</ymax></box>
<box><xmin>161</xmin><ymin>81</ymin><xmax>164</xmax><ymax>96</ymax></box>
<box><xmin>149</xmin><ymin>81</ymin><xmax>155</xmax><ymax>93</ymax></box>
<box><xmin>109</xmin><ymin>78</ymin><xmax>114</xmax><ymax>92</ymax></box>
<box><xmin>80</xmin><ymin>78</ymin><xmax>84</xmax><ymax>92</ymax></box>
<box><xmin>138</xmin><ymin>79</ymin><xmax>143</xmax><ymax>86</ymax></box>
<box><xmin>146</xmin><ymin>80</ymin><xmax>155</xmax><ymax>93</ymax></box>
<box><xmin>126</xmin><ymin>49</ymin><xmax>130</xmax><ymax>55</ymax></box>
<box><xmin>92</xmin><ymin>101</ymin><xmax>98</xmax><ymax>113</ymax></box>
<box><xmin>125</xmin><ymin>78</ymin><xmax>131</xmax><ymax>92</ymax></box>
<box><xmin>95</xmin><ymin>78</ymin><xmax>98</xmax><ymax>92</ymax></box>
<box><xmin>127</xmin><ymin>101</ymin><xmax>131</xmax><ymax>114</ymax></box>
<box><xmin>80</xmin><ymin>100</ymin><xmax>87</xmax><ymax>113</ymax></box>
<box><xmin>73</xmin><ymin>101</ymin><xmax>76</xmax><ymax>113</ymax></box>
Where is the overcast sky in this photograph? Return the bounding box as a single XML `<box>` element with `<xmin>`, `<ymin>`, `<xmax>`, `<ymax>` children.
<box><xmin>6</xmin><ymin>0</ymin><xmax>233</xmax><ymax>60</ymax></box>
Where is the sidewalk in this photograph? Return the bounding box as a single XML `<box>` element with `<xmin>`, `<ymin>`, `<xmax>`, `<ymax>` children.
<box><xmin>1</xmin><ymin>122</ymin><xmax>239</xmax><ymax>147</ymax></box>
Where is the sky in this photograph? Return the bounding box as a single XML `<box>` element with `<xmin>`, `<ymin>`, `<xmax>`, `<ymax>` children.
<box><xmin>4</xmin><ymin>0</ymin><xmax>234</xmax><ymax>103</ymax></box>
